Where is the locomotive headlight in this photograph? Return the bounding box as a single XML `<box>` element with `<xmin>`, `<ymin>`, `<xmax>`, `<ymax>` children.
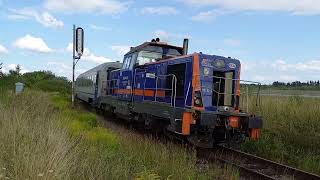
<box><xmin>214</xmin><ymin>60</ymin><xmax>225</xmax><ymax>68</ymax></box>
<box><xmin>194</xmin><ymin>91</ymin><xmax>203</xmax><ymax>107</ymax></box>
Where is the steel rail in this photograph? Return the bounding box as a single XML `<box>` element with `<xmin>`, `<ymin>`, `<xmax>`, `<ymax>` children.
<box><xmin>207</xmin><ymin>145</ymin><xmax>320</xmax><ymax>180</ymax></box>
<box><xmin>86</xmin><ymin>102</ymin><xmax>319</xmax><ymax>180</ymax></box>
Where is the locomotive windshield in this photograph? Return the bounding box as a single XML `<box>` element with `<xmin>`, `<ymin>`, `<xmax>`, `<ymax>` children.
<box><xmin>137</xmin><ymin>51</ymin><xmax>161</xmax><ymax>65</ymax></box>
<box><xmin>136</xmin><ymin>45</ymin><xmax>182</xmax><ymax>66</ymax></box>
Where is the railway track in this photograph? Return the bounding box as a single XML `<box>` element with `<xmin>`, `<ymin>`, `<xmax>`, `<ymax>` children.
<box><xmin>200</xmin><ymin>145</ymin><xmax>320</xmax><ymax>180</ymax></box>
<box><xmin>87</xmin><ymin>106</ymin><xmax>320</xmax><ymax>180</ymax></box>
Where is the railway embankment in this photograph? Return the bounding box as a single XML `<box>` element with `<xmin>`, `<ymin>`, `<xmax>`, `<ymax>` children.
<box><xmin>0</xmin><ymin>88</ymin><xmax>237</xmax><ymax>179</ymax></box>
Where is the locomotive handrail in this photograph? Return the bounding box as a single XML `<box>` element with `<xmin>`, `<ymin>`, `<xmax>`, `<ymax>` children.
<box><xmin>184</xmin><ymin>82</ymin><xmax>191</xmax><ymax>107</ymax></box>
<box><xmin>142</xmin><ymin>74</ymin><xmax>177</xmax><ymax>107</ymax></box>
<box><xmin>105</xmin><ymin>79</ymin><xmax>120</xmax><ymax>97</ymax></box>
<box><xmin>201</xmin><ymin>74</ymin><xmax>262</xmax><ymax>85</ymax></box>
<box><xmin>132</xmin><ymin>68</ymin><xmax>144</xmax><ymax>103</ymax></box>
<box><xmin>104</xmin><ymin>73</ymin><xmax>261</xmax><ymax>112</ymax></box>
<box><xmin>104</xmin><ymin>73</ymin><xmax>178</xmax><ymax>107</ymax></box>
<box><xmin>155</xmin><ymin>74</ymin><xmax>177</xmax><ymax>107</ymax></box>
<box><xmin>196</xmin><ymin>74</ymin><xmax>262</xmax><ymax>113</ymax></box>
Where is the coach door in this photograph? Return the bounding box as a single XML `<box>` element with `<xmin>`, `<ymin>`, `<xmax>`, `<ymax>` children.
<box><xmin>94</xmin><ymin>71</ymin><xmax>100</xmax><ymax>103</ymax></box>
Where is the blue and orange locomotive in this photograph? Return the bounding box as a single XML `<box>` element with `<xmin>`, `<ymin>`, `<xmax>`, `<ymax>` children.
<box><xmin>76</xmin><ymin>38</ymin><xmax>262</xmax><ymax>147</ymax></box>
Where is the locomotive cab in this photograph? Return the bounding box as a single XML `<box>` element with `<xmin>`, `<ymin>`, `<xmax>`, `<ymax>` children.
<box><xmin>113</xmin><ymin>39</ymin><xmax>184</xmax><ymax>102</ymax></box>
<box><xmin>122</xmin><ymin>40</ymin><xmax>184</xmax><ymax>69</ymax></box>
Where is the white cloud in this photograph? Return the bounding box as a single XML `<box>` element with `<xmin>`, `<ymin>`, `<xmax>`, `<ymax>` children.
<box><xmin>141</xmin><ymin>7</ymin><xmax>179</xmax><ymax>15</ymax></box>
<box><xmin>223</xmin><ymin>38</ymin><xmax>241</xmax><ymax>46</ymax></box>
<box><xmin>111</xmin><ymin>45</ymin><xmax>131</xmax><ymax>58</ymax></box>
<box><xmin>154</xmin><ymin>30</ymin><xmax>171</xmax><ymax>42</ymax></box>
<box><xmin>83</xmin><ymin>48</ymin><xmax>112</xmax><ymax>64</ymax></box>
<box><xmin>240</xmin><ymin>59</ymin><xmax>320</xmax><ymax>83</ymax></box>
<box><xmin>191</xmin><ymin>9</ymin><xmax>229</xmax><ymax>22</ymax></box>
<box><xmin>44</xmin><ymin>0</ymin><xmax>129</xmax><ymax>14</ymax></box>
<box><xmin>13</xmin><ymin>35</ymin><xmax>53</xmax><ymax>53</ymax></box>
<box><xmin>271</xmin><ymin>59</ymin><xmax>320</xmax><ymax>72</ymax></box>
<box><xmin>46</xmin><ymin>61</ymin><xmax>86</xmax><ymax>79</ymax></box>
<box><xmin>1</xmin><ymin>67</ymin><xmax>6</xmax><ymax>74</ymax></box>
<box><xmin>7</xmin><ymin>14</ymin><xmax>30</xmax><ymax>20</ymax></box>
<box><xmin>0</xmin><ymin>43</ymin><xmax>8</xmax><ymax>54</ymax></box>
<box><xmin>39</xmin><ymin>12</ymin><xmax>64</xmax><ymax>28</ymax></box>
<box><xmin>8</xmin><ymin>64</ymin><xmax>17</xmax><ymax>69</ymax></box>
<box><xmin>66</xmin><ymin>42</ymin><xmax>73</xmax><ymax>52</ymax></box>
<box><xmin>7</xmin><ymin>63</ymin><xmax>30</xmax><ymax>74</ymax></box>
<box><xmin>184</xmin><ymin>0</ymin><xmax>320</xmax><ymax>16</ymax></box>
<box><xmin>66</xmin><ymin>43</ymin><xmax>112</xmax><ymax>64</ymax></box>
<box><xmin>153</xmin><ymin>30</ymin><xmax>191</xmax><ymax>43</ymax></box>
<box><xmin>89</xmin><ymin>24</ymin><xmax>112</xmax><ymax>31</ymax></box>
<box><xmin>8</xmin><ymin>8</ymin><xmax>64</xmax><ymax>28</ymax></box>
<box><xmin>47</xmin><ymin>62</ymin><xmax>71</xmax><ymax>71</ymax></box>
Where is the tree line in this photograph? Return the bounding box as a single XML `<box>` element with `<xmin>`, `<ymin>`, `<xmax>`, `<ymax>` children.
<box><xmin>272</xmin><ymin>81</ymin><xmax>320</xmax><ymax>87</ymax></box>
<box><xmin>0</xmin><ymin>64</ymin><xmax>71</xmax><ymax>96</ymax></box>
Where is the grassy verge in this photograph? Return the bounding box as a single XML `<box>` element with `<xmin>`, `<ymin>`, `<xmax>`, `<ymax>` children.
<box><xmin>0</xmin><ymin>90</ymin><xmax>238</xmax><ymax>179</ymax></box>
<box><xmin>242</xmin><ymin>96</ymin><xmax>320</xmax><ymax>174</ymax></box>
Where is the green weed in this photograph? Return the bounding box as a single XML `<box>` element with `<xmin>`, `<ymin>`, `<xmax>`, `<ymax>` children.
<box><xmin>242</xmin><ymin>95</ymin><xmax>320</xmax><ymax>174</ymax></box>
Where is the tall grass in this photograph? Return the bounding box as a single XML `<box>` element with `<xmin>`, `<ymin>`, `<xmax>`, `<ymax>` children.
<box><xmin>52</xmin><ymin>94</ymin><xmax>238</xmax><ymax>179</ymax></box>
<box><xmin>242</xmin><ymin>95</ymin><xmax>320</xmax><ymax>174</ymax></box>
<box><xmin>0</xmin><ymin>91</ymin><xmax>81</xmax><ymax>179</ymax></box>
<box><xmin>0</xmin><ymin>90</ymin><xmax>238</xmax><ymax>179</ymax></box>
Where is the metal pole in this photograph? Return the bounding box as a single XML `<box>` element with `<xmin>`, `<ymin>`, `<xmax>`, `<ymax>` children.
<box><xmin>72</xmin><ymin>24</ymin><xmax>75</xmax><ymax>108</ymax></box>
<box><xmin>246</xmin><ymin>86</ymin><xmax>249</xmax><ymax>112</ymax></box>
<box><xmin>155</xmin><ymin>77</ymin><xmax>158</xmax><ymax>101</ymax></box>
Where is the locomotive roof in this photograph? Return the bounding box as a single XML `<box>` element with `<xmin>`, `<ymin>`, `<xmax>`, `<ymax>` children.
<box><xmin>124</xmin><ymin>41</ymin><xmax>183</xmax><ymax>56</ymax></box>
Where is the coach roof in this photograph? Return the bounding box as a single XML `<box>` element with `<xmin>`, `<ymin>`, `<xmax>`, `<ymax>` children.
<box><xmin>77</xmin><ymin>62</ymin><xmax>122</xmax><ymax>78</ymax></box>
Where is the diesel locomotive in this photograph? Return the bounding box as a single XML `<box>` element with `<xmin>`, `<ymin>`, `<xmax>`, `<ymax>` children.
<box><xmin>75</xmin><ymin>38</ymin><xmax>263</xmax><ymax>148</ymax></box>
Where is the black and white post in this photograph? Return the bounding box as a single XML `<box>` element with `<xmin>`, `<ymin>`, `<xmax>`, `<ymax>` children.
<box><xmin>72</xmin><ymin>25</ymin><xmax>84</xmax><ymax>107</ymax></box>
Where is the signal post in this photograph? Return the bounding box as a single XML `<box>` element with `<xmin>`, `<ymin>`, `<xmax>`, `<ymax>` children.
<box><xmin>72</xmin><ymin>25</ymin><xmax>84</xmax><ymax>107</ymax></box>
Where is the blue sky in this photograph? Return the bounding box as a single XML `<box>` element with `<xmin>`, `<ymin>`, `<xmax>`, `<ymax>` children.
<box><xmin>0</xmin><ymin>0</ymin><xmax>319</xmax><ymax>83</ymax></box>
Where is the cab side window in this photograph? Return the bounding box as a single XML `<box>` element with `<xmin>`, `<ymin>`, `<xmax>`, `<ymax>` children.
<box><xmin>122</xmin><ymin>56</ymin><xmax>132</xmax><ymax>69</ymax></box>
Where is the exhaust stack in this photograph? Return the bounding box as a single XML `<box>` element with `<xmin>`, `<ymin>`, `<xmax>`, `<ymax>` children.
<box><xmin>182</xmin><ymin>38</ymin><xmax>189</xmax><ymax>55</ymax></box>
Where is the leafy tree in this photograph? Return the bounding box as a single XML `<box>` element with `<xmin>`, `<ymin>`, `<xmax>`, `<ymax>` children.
<box><xmin>8</xmin><ymin>64</ymin><xmax>21</xmax><ymax>76</ymax></box>
<box><xmin>271</xmin><ymin>80</ymin><xmax>320</xmax><ymax>90</ymax></box>
<box><xmin>16</xmin><ymin>64</ymin><xmax>21</xmax><ymax>75</ymax></box>
<box><xmin>1</xmin><ymin>70</ymin><xmax>71</xmax><ymax>96</ymax></box>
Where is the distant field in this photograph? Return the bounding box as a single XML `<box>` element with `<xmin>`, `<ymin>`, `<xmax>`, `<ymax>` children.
<box><xmin>260</xmin><ymin>89</ymin><xmax>320</xmax><ymax>98</ymax></box>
